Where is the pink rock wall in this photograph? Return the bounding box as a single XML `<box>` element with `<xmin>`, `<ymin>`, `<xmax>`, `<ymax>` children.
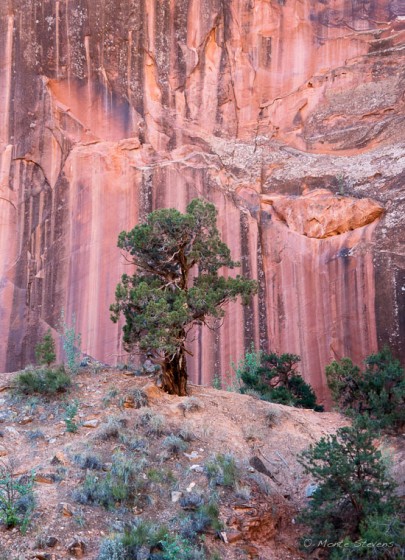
<box><xmin>0</xmin><ymin>1</ymin><xmax>404</xmax><ymax>405</ymax></box>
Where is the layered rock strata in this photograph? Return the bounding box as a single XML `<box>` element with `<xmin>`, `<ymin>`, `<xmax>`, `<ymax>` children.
<box><xmin>0</xmin><ymin>1</ymin><xmax>404</xmax><ymax>404</ymax></box>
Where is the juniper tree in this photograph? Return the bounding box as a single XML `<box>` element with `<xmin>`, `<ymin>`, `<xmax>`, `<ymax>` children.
<box><xmin>35</xmin><ymin>329</ymin><xmax>56</xmax><ymax>367</ymax></box>
<box><xmin>326</xmin><ymin>348</ymin><xmax>405</xmax><ymax>431</ymax></box>
<box><xmin>298</xmin><ymin>417</ymin><xmax>399</xmax><ymax>554</ymax></box>
<box><xmin>110</xmin><ymin>199</ymin><xmax>258</xmax><ymax>396</ymax></box>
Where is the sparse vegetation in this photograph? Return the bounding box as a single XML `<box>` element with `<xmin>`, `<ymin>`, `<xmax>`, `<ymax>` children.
<box><xmin>179</xmin><ymin>396</ymin><xmax>202</xmax><ymax>414</ymax></box>
<box><xmin>205</xmin><ymin>454</ymin><xmax>239</xmax><ymax>488</ymax></box>
<box><xmin>64</xmin><ymin>400</ymin><xmax>79</xmax><ymax>433</ymax></box>
<box><xmin>13</xmin><ymin>365</ymin><xmax>71</xmax><ymax>396</ymax></box>
<box><xmin>265</xmin><ymin>407</ymin><xmax>281</xmax><ymax>427</ymax></box>
<box><xmin>139</xmin><ymin>410</ymin><xmax>165</xmax><ymax>437</ymax></box>
<box><xmin>96</xmin><ymin>416</ymin><xmax>126</xmax><ymax>441</ymax></box>
<box><xmin>129</xmin><ymin>388</ymin><xmax>149</xmax><ymax>408</ymax></box>
<box><xmin>110</xmin><ymin>199</ymin><xmax>257</xmax><ymax>396</ymax></box>
<box><xmin>73</xmin><ymin>452</ymin><xmax>103</xmax><ymax>470</ymax></box>
<box><xmin>35</xmin><ymin>329</ymin><xmax>56</xmax><ymax>367</ymax></box>
<box><xmin>326</xmin><ymin>347</ymin><xmax>405</xmax><ymax>432</ymax></box>
<box><xmin>98</xmin><ymin>520</ymin><xmax>208</xmax><ymax>560</ymax></box>
<box><xmin>162</xmin><ymin>435</ymin><xmax>189</xmax><ymax>456</ymax></box>
<box><xmin>73</xmin><ymin>452</ymin><xmax>146</xmax><ymax>509</ymax></box>
<box><xmin>0</xmin><ymin>462</ymin><xmax>35</xmax><ymax>532</ymax></box>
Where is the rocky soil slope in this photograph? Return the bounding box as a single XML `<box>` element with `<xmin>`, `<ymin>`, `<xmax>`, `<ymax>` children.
<box><xmin>0</xmin><ymin>366</ymin><xmax>364</xmax><ymax>559</ymax></box>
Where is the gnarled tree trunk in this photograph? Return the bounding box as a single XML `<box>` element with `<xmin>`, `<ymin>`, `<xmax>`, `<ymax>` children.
<box><xmin>161</xmin><ymin>348</ymin><xmax>188</xmax><ymax>396</ymax></box>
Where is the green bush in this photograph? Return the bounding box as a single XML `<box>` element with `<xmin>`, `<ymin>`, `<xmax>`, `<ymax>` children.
<box><xmin>326</xmin><ymin>347</ymin><xmax>405</xmax><ymax>431</ymax></box>
<box><xmin>205</xmin><ymin>454</ymin><xmax>239</xmax><ymax>488</ymax></box>
<box><xmin>162</xmin><ymin>435</ymin><xmax>189</xmax><ymax>456</ymax></box>
<box><xmin>14</xmin><ymin>365</ymin><xmax>71</xmax><ymax>395</ymax></box>
<box><xmin>64</xmin><ymin>400</ymin><xmax>79</xmax><ymax>433</ymax></box>
<box><xmin>298</xmin><ymin>416</ymin><xmax>400</xmax><ymax>554</ymax></box>
<box><xmin>98</xmin><ymin>521</ymin><xmax>208</xmax><ymax>560</ymax></box>
<box><xmin>237</xmin><ymin>348</ymin><xmax>323</xmax><ymax>410</ymax></box>
<box><xmin>35</xmin><ymin>329</ymin><xmax>56</xmax><ymax>366</ymax></box>
<box><xmin>73</xmin><ymin>452</ymin><xmax>146</xmax><ymax>509</ymax></box>
<box><xmin>0</xmin><ymin>464</ymin><xmax>35</xmax><ymax>532</ymax></box>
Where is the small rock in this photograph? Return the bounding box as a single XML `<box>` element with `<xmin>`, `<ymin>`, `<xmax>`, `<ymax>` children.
<box><xmin>186</xmin><ymin>482</ymin><xmax>196</xmax><ymax>493</ymax></box>
<box><xmin>82</xmin><ymin>418</ymin><xmax>99</xmax><ymax>428</ymax></box>
<box><xmin>33</xmin><ymin>554</ymin><xmax>53</xmax><ymax>560</ymax></box>
<box><xmin>226</xmin><ymin>530</ymin><xmax>243</xmax><ymax>543</ymax></box>
<box><xmin>219</xmin><ymin>531</ymin><xmax>228</xmax><ymax>544</ymax></box>
<box><xmin>45</xmin><ymin>536</ymin><xmax>59</xmax><ymax>548</ymax></box>
<box><xmin>184</xmin><ymin>451</ymin><xmax>200</xmax><ymax>460</ymax></box>
<box><xmin>51</xmin><ymin>452</ymin><xmax>68</xmax><ymax>466</ymax></box>
<box><xmin>189</xmin><ymin>464</ymin><xmax>204</xmax><ymax>473</ymax></box>
<box><xmin>67</xmin><ymin>536</ymin><xmax>86</xmax><ymax>557</ymax></box>
<box><xmin>20</xmin><ymin>416</ymin><xmax>34</xmax><ymax>425</ymax></box>
<box><xmin>59</xmin><ymin>502</ymin><xmax>75</xmax><ymax>517</ymax></box>
<box><xmin>0</xmin><ymin>445</ymin><xmax>8</xmax><ymax>457</ymax></box>
<box><xmin>121</xmin><ymin>370</ymin><xmax>135</xmax><ymax>377</ymax></box>
<box><xmin>171</xmin><ymin>491</ymin><xmax>182</xmax><ymax>503</ymax></box>
<box><xmin>35</xmin><ymin>473</ymin><xmax>56</xmax><ymax>484</ymax></box>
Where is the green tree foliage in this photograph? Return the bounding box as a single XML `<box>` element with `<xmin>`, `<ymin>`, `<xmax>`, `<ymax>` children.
<box><xmin>110</xmin><ymin>199</ymin><xmax>258</xmax><ymax>396</ymax></box>
<box><xmin>298</xmin><ymin>417</ymin><xmax>401</xmax><ymax>556</ymax></box>
<box><xmin>326</xmin><ymin>348</ymin><xmax>405</xmax><ymax>431</ymax></box>
<box><xmin>237</xmin><ymin>348</ymin><xmax>323</xmax><ymax>410</ymax></box>
<box><xmin>35</xmin><ymin>329</ymin><xmax>56</xmax><ymax>367</ymax></box>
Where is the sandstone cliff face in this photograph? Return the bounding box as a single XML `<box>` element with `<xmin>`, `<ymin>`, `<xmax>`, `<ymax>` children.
<box><xmin>0</xmin><ymin>0</ymin><xmax>404</xmax><ymax>404</ymax></box>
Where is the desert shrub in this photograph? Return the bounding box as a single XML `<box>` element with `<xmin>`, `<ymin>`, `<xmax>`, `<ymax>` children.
<box><xmin>326</xmin><ymin>347</ymin><xmax>405</xmax><ymax>432</ymax></box>
<box><xmin>179</xmin><ymin>397</ymin><xmax>202</xmax><ymax>414</ymax></box>
<box><xmin>98</xmin><ymin>521</ymin><xmax>207</xmax><ymax>560</ymax></box>
<box><xmin>35</xmin><ymin>329</ymin><xmax>56</xmax><ymax>366</ymax></box>
<box><xmin>178</xmin><ymin>426</ymin><xmax>196</xmax><ymax>442</ymax></box>
<box><xmin>25</xmin><ymin>430</ymin><xmax>45</xmax><ymax>442</ymax></box>
<box><xmin>205</xmin><ymin>454</ymin><xmax>239</xmax><ymax>488</ymax></box>
<box><xmin>298</xmin><ymin>416</ymin><xmax>400</xmax><ymax>554</ymax></box>
<box><xmin>265</xmin><ymin>407</ymin><xmax>281</xmax><ymax>427</ymax></box>
<box><xmin>180</xmin><ymin>492</ymin><xmax>204</xmax><ymax>510</ymax></box>
<box><xmin>96</xmin><ymin>417</ymin><xmax>125</xmax><ymax>441</ymax></box>
<box><xmin>14</xmin><ymin>365</ymin><xmax>71</xmax><ymax>395</ymax></box>
<box><xmin>139</xmin><ymin>410</ymin><xmax>165</xmax><ymax>437</ymax></box>
<box><xmin>64</xmin><ymin>399</ymin><xmax>79</xmax><ymax>433</ymax></box>
<box><xmin>0</xmin><ymin>463</ymin><xmax>35</xmax><ymax>532</ymax></box>
<box><xmin>97</xmin><ymin>536</ymin><xmax>125</xmax><ymax>560</ymax></box>
<box><xmin>130</xmin><ymin>388</ymin><xmax>149</xmax><ymax>408</ymax></box>
<box><xmin>180</xmin><ymin>501</ymin><xmax>222</xmax><ymax>540</ymax></box>
<box><xmin>162</xmin><ymin>435</ymin><xmax>189</xmax><ymax>456</ymax></box>
<box><xmin>123</xmin><ymin>435</ymin><xmax>149</xmax><ymax>452</ymax></box>
<box><xmin>73</xmin><ymin>452</ymin><xmax>146</xmax><ymax>509</ymax></box>
<box><xmin>73</xmin><ymin>452</ymin><xmax>103</xmax><ymax>470</ymax></box>
<box><xmin>237</xmin><ymin>349</ymin><xmax>323</xmax><ymax>411</ymax></box>
<box><xmin>160</xmin><ymin>534</ymin><xmax>207</xmax><ymax>559</ymax></box>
